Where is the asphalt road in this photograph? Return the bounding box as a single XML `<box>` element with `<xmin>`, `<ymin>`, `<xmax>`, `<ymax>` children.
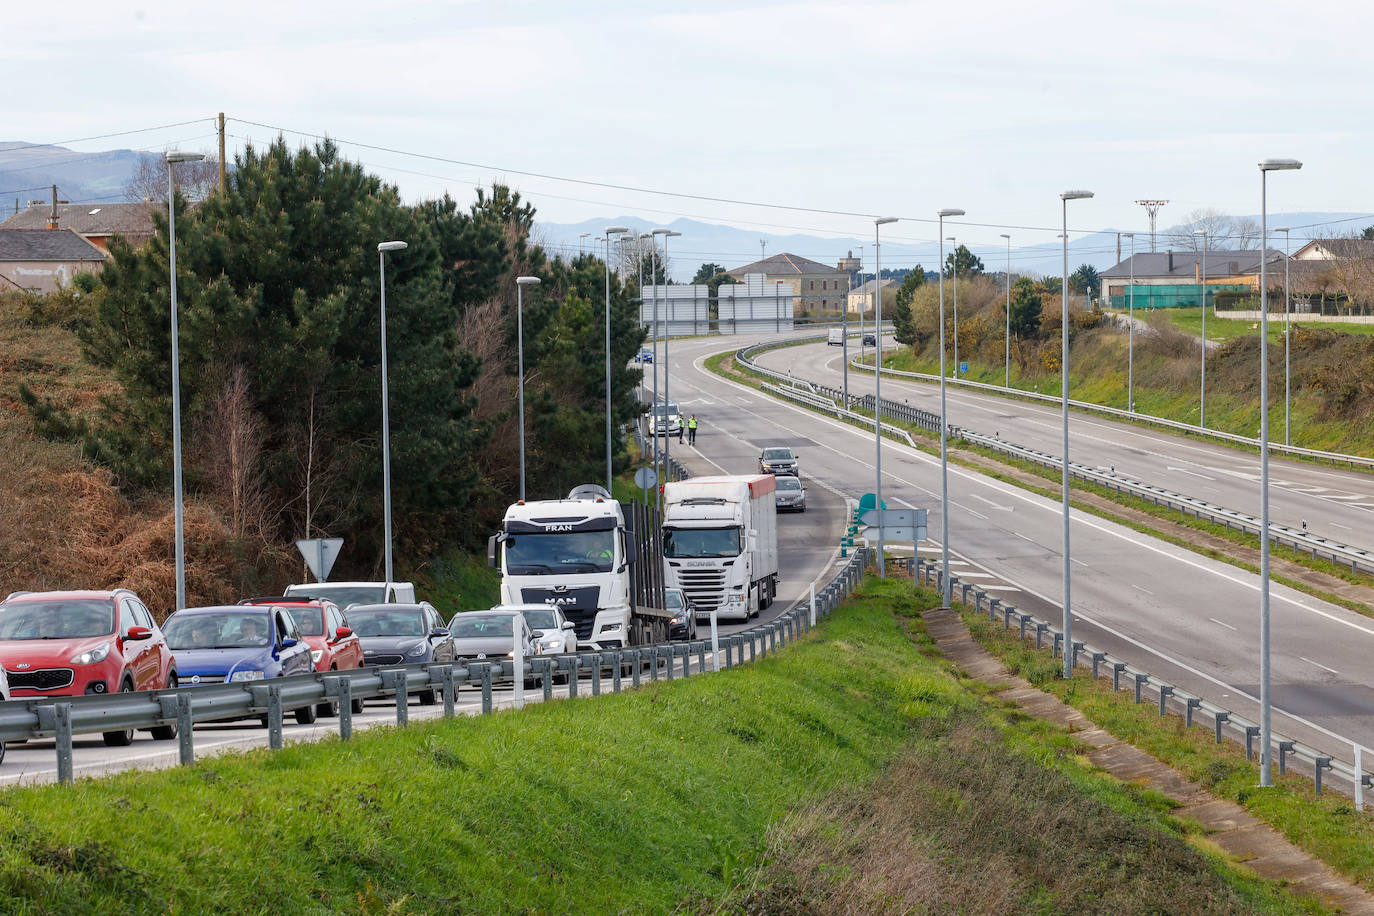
<box><xmin>758</xmin><ymin>338</ymin><xmax>1374</xmax><ymax>557</ymax></box>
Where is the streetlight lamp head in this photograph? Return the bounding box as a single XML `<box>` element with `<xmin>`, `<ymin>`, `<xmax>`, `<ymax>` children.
<box><xmin>1121</xmin><ymin>232</ymin><xmax>1134</xmax><ymax>238</ymax></box>
<box><xmin>651</xmin><ymin>228</ymin><xmax>671</xmax><ymax>236</ymax></box>
<box><xmin>938</xmin><ymin>209</ymin><xmax>965</xmax><ymax>218</ymax></box>
<box><xmin>1259</xmin><ymin>158</ymin><xmax>1303</xmax><ymax>171</ymax></box>
<box><xmin>1193</xmin><ymin>229</ymin><xmax>1206</xmax><ymax>237</ymax></box>
<box><xmin>165</xmin><ymin>150</ymin><xmax>205</xmax><ymax>163</ymax></box>
<box><xmin>875</xmin><ymin>217</ymin><xmax>898</xmax><ymax>226</ymax></box>
<box><xmin>945</xmin><ymin>236</ymin><xmax>955</xmax><ymax>242</ymax></box>
<box><xmin>378</xmin><ymin>241</ymin><xmax>408</xmax><ymax>252</ymax></box>
<box><xmin>605</xmin><ymin>225</ymin><xmax>629</xmax><ymax>234</ymax></box>
<box><xmin>1273</xmin><ymin>226</ymin><xmax>1290</xmax><ymax>233</ymax></box>
<box><xmin>999</xmin><ymin>233</ymin><xmax>1010</xmax><ymax>239</ymax></box>
<box><xmin>516</xmin><ymin>276</ymin><xmax>541</xmax><ymax>286</ymax></box>
<box><xmin>1060</xmin><ymin>190</ymin><xmax>1094</xmax><ymax>200</ymax></box>
<box><xmin>665</xmin><ymin>230</ymin><xmax>682</xmax><ymax>238</ymax></box>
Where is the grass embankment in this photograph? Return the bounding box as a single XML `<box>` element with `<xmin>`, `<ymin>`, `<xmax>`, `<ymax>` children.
<box><xmin>953</xmin><ymin>593</ymin><xmax>1374</xmax><ymax>894</ymax></box>
<box><xmin>0</xmin><ymin>580</ymin><xmax>1324</xmax><ymax>914</ymax></box>
<box><xmin>1164</xmin><ymin>307</ymin><xmax>1374</xmax><ymax>343</ymax></box>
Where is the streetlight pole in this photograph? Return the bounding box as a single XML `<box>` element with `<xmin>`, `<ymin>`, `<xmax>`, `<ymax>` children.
<box><xmin>946</xmin><ymin>236</ymin><xmax>959</xmax><ymax>378</ymax></box>
<box><xmin>603</xmin><ymin>226</ymin><xmax>629</xmax><ymax>493</ymax></box>
<box><xmin>579</xmin><ymin>232</ymin><xmax>591</xmax><ymax>256</ymax></box>
<box><xmin>938</xmin><ymin>210</ymin><xmax>965</xmax><ymax>605</ymax></box>
<box><xmin>1274</xmin><ymin>227</ymin><xmax>1292</xmax><ymax>445</ymax></box>
<box><xmin>874</xmin><ymin>217</ymin><xmax>897</xmax><ymax>579</ymax></box>
<box><xmin>656</xmin><ymin>229</ymin><xmax>682</xmax><ymax>482</ymax></box>
<box><xmin>1060</xmin><ymin>190</ymin><xmax>1094</xmax><ymax>678</ymax></box>
<box><xmin>1195</xmin><ymin>230</ymin><xmax>1208</xmax><ymax>428</ymax></box>
<box><xmin>376</xmin><ymin>240</ymin><xmax>409</xmax><ymax>582</ymax></box>
<box><xmin>1258</xmin><ymin>158</ymin><xmax>1301</xmax><ymax>788</ymax></box>
<box><xmin>649</xmin><ymin>235</ymin><xmax>662</xmax><ymax>511</ymax></box>
<box><xmin>164</xmin><ymin>150</ymin><xmax>204</xmax><ymax>611</ymax></box>
<box><xmin>1001</xmin><ymin>233</ymin><xmax>1011</xmax><ymax>389</ymax></box>
<box><xmin>515</xmin><ymin>276</ymin><xmax>541</xmax><ymax>502</ymax></box>
<box><xmin>1124</xmin><ymin>233</ymin><xmax>1135</xmax><ymax>412</ymax></box>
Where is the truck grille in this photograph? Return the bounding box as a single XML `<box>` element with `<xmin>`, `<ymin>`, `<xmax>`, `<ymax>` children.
<box><xmin>676</xmin><ymin>568</ymin><xmax>727</xmax><ymax>611</ymax></box>
<box><xmin>561</xmin><ymin>609</ymin><xmax>597</xmax><ymax>640</ymax></box>
<box><xmin>7</xmin><ymin>668</ymin><xmax>75</xmax><ymax>691</ymax></box>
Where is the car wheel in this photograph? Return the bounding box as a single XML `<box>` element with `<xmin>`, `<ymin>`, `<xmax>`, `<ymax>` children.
<box><xmin>294</xmin><ymin>703</ymin><xmax>317</xmax><ymax>725</ymax></box>
<box><xmin>102</xmin><ymin>680</ymin><xmax>136</xmax><ymax>747</ymax></box>
<box><xmin>351</xmin><ymin>695</ymin><xmax>366</xmax><ymax>714</ymax></box>
<box><xmin>149</xmin><ymin>672</ymin><xmax>179</xmax><ymax>740</ymax></box>
<box><xmin>0</xmin><ymin>740</ymin><xmax>5</xmax><ymax>765</ymax></box>
<box><xmin>418</xmin><ymin>688</ymin><xmax>439</xmax><ymax>706</ymax></box>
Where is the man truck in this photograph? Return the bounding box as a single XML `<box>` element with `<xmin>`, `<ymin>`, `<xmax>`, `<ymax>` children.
<box><xmin>661</xmin><ymin>475</ymin><xmax>780</xmax><ymax>623</ymax></box>
<box><xmin>489</xmin><ymin>485</ymin><xmax>671</xmax><ymax>649</ymax></box>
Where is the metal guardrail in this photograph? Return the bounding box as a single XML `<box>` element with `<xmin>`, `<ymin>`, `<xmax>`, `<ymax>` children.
<box><xmin>853</xmin><ymin>358</ymin><xmax>1374</xmax><ymax>473</ymax></box>
<box><xmin>0</xmin><ymin>547</ymin><xmax>869</xmax><ymax>785</ymax></box>
<box><xmin>911</xmin><ymin>556</ymin><xmax>1373</xmax><ymax>805</ymax></box>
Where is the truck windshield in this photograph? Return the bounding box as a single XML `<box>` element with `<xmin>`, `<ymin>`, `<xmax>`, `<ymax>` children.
<box><xmin>663</xmin><ymin>526</ymin><xmax>742</xmax><ymax>559</ymax></box>
<box><xmin>504</xmin><ymin>531</ymin><xmax>615</xmax><ymax>575</ymax></box>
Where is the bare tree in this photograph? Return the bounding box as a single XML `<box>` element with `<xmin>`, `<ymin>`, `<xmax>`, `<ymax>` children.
<box><xmin>124</xmin><ymin>152</ymin><xmax>220</xmax><ymax>203</ymax></box>
<box><xmin>199</xmin><ymin>366</ymin><xmax>266</xmax><ymax>540</ymax></box>
<box><xmin>1167</xmin><ymin>208</ymin><xmax>1260</xmax><ymax>251</ymax></box>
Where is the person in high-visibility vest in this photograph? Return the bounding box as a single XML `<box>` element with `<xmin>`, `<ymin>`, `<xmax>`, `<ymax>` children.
<box><xmin>687</xmin><ymin>414</ymin><xmax>698</xmax><ymax>445</ymax></box>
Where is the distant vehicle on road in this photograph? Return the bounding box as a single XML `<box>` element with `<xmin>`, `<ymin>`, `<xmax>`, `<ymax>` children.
<box><xmin>862</xmin><ymin>333</ymin><xmax>877</xmax><ymax>347</ymax></box>
<box><xmin>648</xmin><ymin>401</ymin><xmax>682</xmax><ymax>437</ymax></box>
<box><xmin>758</xmin><ymin>447</ymin><xmax>799</xmax><ymax>477</ymax></box>
<box><xmin>774</xmin><ymin>474</ymin><xmax>806</xmax><ymax>512</ymax></box>
<box><xmin>447</xmin><ymin>609</ymin><xmax>540</xmax><ymax>689</ymax></box>
<box><xmin>827</xmin><ymin>328</ymin><xmax>844</xmax><ymax>346</ymax></box>
<box><xmin>509</xmin><ymin>605</ymin><xmax>577</xmax><ymax>656</ymax></box>
<box><xmin>0</xmin><ymin>589</ymin><xmax>178</xmax><ymax>746</ymax></box>
<box><xmin>283</xmin><ymin>581</ymin><xmax>417</xmax><ymax>608</ymax></box>
<box><xmin>163</xmin><ymin>605</ymin><xmax>317</xmax><ymax>725</ymax></box>
<box><xmin>665</xmin><ymin>588</ymin><xmax>697</xmax><ymax>640</ymax></box>
<box><xmin>239</xmin><ymin>596</ymin><xmax>364</xmax><ymax>716</ymax></box>
<box><xmin>634</xmin><ymin>347</ymin><xmax>654</xmax><ymax>363</ymax></box>
<box><xmin>346</xmin><ymin>602</ymin><xmax>454</xmax><ymax>705</ymax></box>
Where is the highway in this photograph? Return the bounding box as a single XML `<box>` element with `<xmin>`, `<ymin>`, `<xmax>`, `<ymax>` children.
<box><xmin>757</xmin><ymin>338</ymin><xmax>1374</xmax><ymax>557</ymax></box>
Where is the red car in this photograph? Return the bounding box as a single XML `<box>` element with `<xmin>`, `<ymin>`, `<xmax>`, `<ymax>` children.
<box><xmin>0</xmin><ymin>588</ymin><xmax>178</xmax><ymax>746</ymax></box>
<box><xmin>239</xmin><ymin>596</ymin><xmax>364</xmax><ymax>716</ymax></box>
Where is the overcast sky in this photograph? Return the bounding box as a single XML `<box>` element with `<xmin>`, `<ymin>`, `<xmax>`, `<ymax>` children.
<box><xmin>7</xmin><ymin>0</ymin><xmax>1372</xmax><ymax>266</ymax></box>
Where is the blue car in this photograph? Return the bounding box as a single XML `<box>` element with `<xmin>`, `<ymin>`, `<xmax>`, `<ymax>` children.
<box><xmin>163</xmin><ymin>605</ymin><xmax>318</xmax><ymax>724</ymax></box>
<box><xmin>634</xmin><ymin>347</ymin><xmax>653</xmax><ymax>363</ymax></box>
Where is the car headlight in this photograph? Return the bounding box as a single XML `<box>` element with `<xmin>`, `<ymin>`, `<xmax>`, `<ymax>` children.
<box><xmin>229</xmin><ymin>669</ymin><xmax>265</xmax><ymax>682</ymax></box>
<box><xmin>70</xmin><ymin>643</ymin><xmax>112</xmax><ymax>666</ymax></box>
<box><xmin>407</xmin><ymin>642</ymin><xmax>428</xmax><ymax>657</ymax></box>
<box><xmin>310</xmin><ymin>649</ymin><xmax>324</xmax><ymax>664</ymax></box>
<box><xmin>546</xmin><ymin>638</ymin><xmax>564</xmax><ymax>652</ymax></box>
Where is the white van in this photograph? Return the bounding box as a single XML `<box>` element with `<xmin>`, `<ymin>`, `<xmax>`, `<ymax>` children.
<box><xmin>827</xmin><ymin>328</ymin><xmax>844</xmax><ymax>346</ymax></box>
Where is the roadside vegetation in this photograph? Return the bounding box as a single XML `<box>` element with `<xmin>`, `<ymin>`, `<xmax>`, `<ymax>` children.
<box><xmin>0</xmin><ymin>581</ymin><xmax>1325</xmax><ymax>914</ymax></box>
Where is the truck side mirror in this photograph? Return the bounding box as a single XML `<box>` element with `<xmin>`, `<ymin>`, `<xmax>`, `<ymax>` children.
<box><xmin>624</xmin><ymin>532</ymin><xmax>637</xmax><ymax>566</ymax></box>
<box><xmin>487</xmin><ymin>535</ymin><xmax>499</xmax><ymax>569</ymax></box>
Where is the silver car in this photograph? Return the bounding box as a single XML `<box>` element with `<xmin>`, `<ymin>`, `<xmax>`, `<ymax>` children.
<box><xmin>774</xmin><ymin>475</ymin><xmax>806</xmax><ymax>512</ymax></box>
<box><xmin>759</xmin><ymin>446</ymin><xmax>799</xmax><ymax>476</ymax></box>
<box><xmin>447</xmin><ymin>610</ymin><xmax>540</xmax><ymax>688</ymax></box>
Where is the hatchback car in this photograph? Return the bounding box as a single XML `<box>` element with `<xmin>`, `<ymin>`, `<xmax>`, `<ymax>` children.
<box><xmin>240</xmin><ymin>596</ymin><xmax>364</xmax><ymax>716</ymax></box>
<box><xmin>862</xmin><ymin>333</ymin><xmax>877</xmax><ymax>346</ymax></box>
<box><xmin>0</xmin><ymin>589</ymin><xmax>178</xmax><ymax>746</ymax></box>
<box><xmin>633</xmin><ymin>347</ymin><xmax>653</xmax><ymax>363</ymax></box>
<box><xmin>648</xmin><ymin>400</ymin><xmax>682</xmax><ymax>437</ymax></box>
<box><xmin>346</xmin><ymin>602</ymin><xmax>455</xmax><ymax>705</ymax></box>
<box><xmin>162</xmin><ymin>605</ymin><xmax>317</xmax><ymax>724</ymax></box>
<box><xmin>509</xmin><ymin>605</ymin><xmax>577</xmax><ymax>656</ymax></box>
<box><xmin>774</xmin><ymin>475</ymin><xmax>806</xmax><ymax>512</ymax></box>
<box><xmin>759</xmin><ymin>447</ymin><xmax>799</xmax><ymax>476</ymax></box>
<box><xmin>665</xmin><ymin>588</ymin><xmax>697</xmax><ymax>641</ymax></box>
<box><xmin>447</xmin><ymin>610</ymin><xmax>540</xmax><ymax>688</ymax></box>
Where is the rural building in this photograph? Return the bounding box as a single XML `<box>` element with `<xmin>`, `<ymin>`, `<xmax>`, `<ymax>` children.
<box><xmin>0</xmin><ymin>229</ymin><xmax>107</xmax><ymax>293</ymax></box>
<box><xmin>727</xmin><ymin>253</ymin><xmax>848</xmax><ymax>314</ymax></box>
<box><xmin>1</xmin><ymin>202</ymin><xmax>157</xmax><ymax>250</ymax></box>
<box><xmin>1099</xmin><ymin>248</ymin><xmax>1284</xmax><ymax>310</ymax></box>
<box><xmin>846</xmin><ymin>277</ymin><xmax>896</xmax><ymax>314</ymax></box>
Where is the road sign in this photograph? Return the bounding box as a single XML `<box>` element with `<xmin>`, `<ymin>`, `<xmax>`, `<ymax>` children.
<box><xmin>861</xmin><ymin>509</ymin><xmax>924</xmax><ymax>528</ymax></box>
<box><xmin>863</xmin><ymin>526</ymin><xmax>922</xmax><ymax>542</ymax></box>
<box><xmin>959</xmin><ymin>361</ymin><xmax>968</xmax><ymax>374</ymax></box>
<box><xmin>296</xmin><ymin>538</ymin><xmax>343</xmax><ymax>582</ymax></box>
<box><xmin>634</xmin><ymin>466</ymin><xmax>657</xmax><ymax>489</ymax></box>
<box><xmin>857</xmin><ymin>492</ymin><xmax>888</xmax><ymax>513</ymax></box>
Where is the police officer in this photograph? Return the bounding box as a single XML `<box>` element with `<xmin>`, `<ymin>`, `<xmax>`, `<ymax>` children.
<box><xmin>688</xmin><ymin>414</ymin><xmax>698</xmax><ymax>445</ymax></box>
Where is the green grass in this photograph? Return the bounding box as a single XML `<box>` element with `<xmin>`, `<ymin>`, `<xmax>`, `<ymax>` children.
<box><xmin>1163</xmin><ymin>307</ymin><xmax>1374</xmax><ymax>342</ymax></box>
<box><xmin>954</xmin><ymin>591</ymin><xmax>1374</xmax><ymax>895</ymax></box>
<box><xmin>414</xmin><ymin>549</ymin><xmax>500</xmax><ymax>616</ymax></box>
<box><xmin>0</xmin><ymin>579</ymin><xmax>1324</xmax><ymax>914</ymax></box>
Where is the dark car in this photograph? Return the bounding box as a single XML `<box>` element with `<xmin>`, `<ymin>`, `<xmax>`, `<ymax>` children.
<box><xmin>447</xmin><ymin>610</ymin><xmax>539</xmax><ymax>689</ymax></box>
<box><xmin>163</xmin><ymin>605</ymin><xmax>317</xmax><ymax>724</ymax></box>
<box><xmin>345</xmin><ymin>603</ymin><xmax>455</xmax><ymax>705</ymax></box>
<box><xmin>862</xmin><ymin>333</ymin><xmax>877</xmax><ymax>346</ymax></box>
<box><xmin>774</xmin><ymin>474</ymin><xmax>806</xmax><ymax>512</ymax></box>
<box><xmin>758</xmin><ymin>446</ymin><xmax>799</xmax><ymax>476</ymax></box>
<box><xmin>0</xmin><ymin>588</ymin><xmax>178</xmax><ymax>746</ymax></box>
<box><xmin>665</xmin><ymin>588</ymin><xmax>697</xmax><ymax>641</ymax></box>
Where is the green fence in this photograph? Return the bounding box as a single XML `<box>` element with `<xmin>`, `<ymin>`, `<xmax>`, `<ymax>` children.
<box><xmin>1104</xmin><ymin>283</ymin><xmax>1251</xmax><ymax>310</ymax></box>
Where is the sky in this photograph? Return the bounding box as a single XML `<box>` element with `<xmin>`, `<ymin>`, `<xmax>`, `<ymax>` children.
<box><xmin>5</xmin><ymin>0</ymin><xmax>1373</xmax><ymax>271</ymax></box>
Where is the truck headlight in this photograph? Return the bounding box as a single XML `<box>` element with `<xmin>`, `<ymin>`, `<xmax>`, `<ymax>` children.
<box><xmin>70</xmin><ymin>642</ymin><xmax>112</xmax><ymax>665</ymax></box>
<box><xmin>229</xmin><ymin>669</ymin><xmax>265</xmax><ymax>682</ymax></box>
<box><xmin>599</xmin><ymin>622</ymin><xmax>623</xmax><ymax>633</ymax></box>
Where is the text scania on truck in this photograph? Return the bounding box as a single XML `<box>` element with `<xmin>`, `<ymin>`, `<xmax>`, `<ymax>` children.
<box><xmin>489</xmin><ymin>485</ymin><xmax>670</xmax><ymax>648</ymax></box>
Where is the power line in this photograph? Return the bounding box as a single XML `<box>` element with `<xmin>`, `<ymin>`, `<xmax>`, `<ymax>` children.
<box><xmin>0</xmin><ymin>119</ymin><xmax>216</xmax><ymax>157</ymax></box>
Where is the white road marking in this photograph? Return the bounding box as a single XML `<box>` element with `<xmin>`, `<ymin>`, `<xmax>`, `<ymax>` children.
<box><xmin>1072</xmin><ymin>557</ymin><xmax>1089</xmax><ymax>568</ymax></box>
<box><xmin>1301</xmin><ymin>657</ymin><xmax>1340</xmax><ymax>675</ymax></box>
<box><xmin>971</xmin><ymin>493</ymin><xmax>1014</xmax><ymax>512</ymax></box>
<box><xmin>1167</xmin><ymin>466</ymin><xmax>1216</xmax><ymax>480</ymax></box>
<box><xmin>981</xmin><ymin>585</ymin><xmax>1022</xmax><ymax>592</ymax></box>
<box><xmin>1131</xmin><ymin>584</ymin><xmax>1153</xmax><ymax>595</ymax></box>
<box><xmin>1331</xmin><ymin>522</ymin><xmax>1353</xmax><ymax>530</ymax></box>
<box><xmin>1208</xmin><ymin>617</ymin><xmax>1237</xmax><ymax>631</ymax></box>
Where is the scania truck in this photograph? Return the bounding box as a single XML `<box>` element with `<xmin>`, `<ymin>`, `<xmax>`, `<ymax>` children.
<box><xmin>489</xmin><ymin>485</ymin><xmax>670</xmax><ymax>649</ymax></box>
<box><xmin>661</xmin><ymin>475</ymin><xmax>780</xmax><ymax>623</ymax></box>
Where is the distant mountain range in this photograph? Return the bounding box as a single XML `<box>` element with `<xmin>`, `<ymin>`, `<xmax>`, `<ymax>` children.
<box><xmin>0</xmin><ymin>143</ymin><xmax>148</xmax><ymax>216</ymax></box>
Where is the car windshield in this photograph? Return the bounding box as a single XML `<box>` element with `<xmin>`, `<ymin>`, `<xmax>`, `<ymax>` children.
<box><xmin>0</xmin><ymin>600</ymin><xmax>114</xmax><ymax>640</ymax></box>
<box><xmin>283</xmin><ymin>606</ymin><xmax>324</xmax><ymax>636</ymax></box>
<box><xmin>651</xmin><ymin>403</ymin><xmax>679</xmax><ymax>417</ymax></box>
<box><xmin>776</xmin><ymin>477</ymin><xmax>801</xmax><ymax>491</ymax></box>
<box><xmin>285</xmin><ymin>585</ymin><xmax>385</xmax><ymax>608</ymax></box>
<box><xmin>164</xmin><ymin>613</ymin><xmax>271</xmax><ymax>649</ymax></box>
<box><xmin>762</xmin><ymin>448</ymin><xmax>793</xmax><ymax>460</ymax></box>
<box><xmin>521</xmin><ymin>609</ymin><xmax>558</xmax><ymax>630</ymax></box>
<box><xmin>504</xmin><ymin>531</ymin><xmax>615</xmax><ymax>575</ymax></box>
<box><xmin>346</xmin><ymin>609</ymin><xmax>426</xmax><ymax>637</ymax></box>
<box><xmin>449</xmin><ymin>615</ymin><xmax>514</xmax><ymax>638</ymax></box>
<box><xmin>664</xmin><ymin>590</ymin><xmax>684</xmax><ymax>610</ymax></box>
<box><xmin>663</xmin><ymin>526</ymin><xmax>743</xmax><ymax>559</ymax></box>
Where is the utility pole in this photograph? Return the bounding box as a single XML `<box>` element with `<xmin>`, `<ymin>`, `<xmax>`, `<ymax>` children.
<box><xmin>217</xmin><ymin>112</ymin><xmax>226</xmax><ymax>190</ymax></box>
<box><xmin>45</xmin><ymin>185</ymin><xmax>68</xmax><ymax>229</ymax></box>
<box><xmin>1135</xmin><ymin>200</ymin><xmax>1170</xmax><ymax>252</ymax></box>
<box><xmin>759</xmin><ymin>239</ymin><xmax>767</xmax><ymax>263</ymax></box>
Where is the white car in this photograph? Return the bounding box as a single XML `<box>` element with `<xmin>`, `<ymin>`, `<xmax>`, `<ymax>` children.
<box><xmin>284</xmin><ymin>581</ymin><xmax>417</xmax><ymax>608</ymax></box>
<box><xmin>507</xmin><ymin>604</ymin><xmax>578</xmax><ymax>655</ymax></box>
<box><xmin>648</xmin><ymin>401</ymin><xmax>682</xmax><ymax>437</ymax></box>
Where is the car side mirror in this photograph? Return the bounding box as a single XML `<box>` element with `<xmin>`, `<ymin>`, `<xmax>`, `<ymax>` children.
<box><xmin>562</xmin><ymin>621</ymin><xmax>575</xmax><ymax>631</ymax></box>
<box><xmin>531</xmin><ymin>629</ymin><xmax>546</xmax><ymax>638</ymax></box>
<box><xmin>280</xmin><ymin>637</ymin><xmax>298</xmax><ymax>649</ymax></box>
<box><xmin>431</xmin><ymin>627</ymin><xmax>450</xmax><ymax>638</ymax></box>
<box><xmin>125</xmin><ymin>626</ymin><xmax>152</xmax><ymax>641</ymax></box>
<box><xmin>334</xmin><ymin>626</ymin><xmax>353</xmax><ymax>640</ymax></box>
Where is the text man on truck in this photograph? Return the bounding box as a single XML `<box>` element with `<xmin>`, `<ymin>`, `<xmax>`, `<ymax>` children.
<box><xmin>661</xmin><ymin>475</ymin><xmax>780</xmax><ymax>623</ymax></box>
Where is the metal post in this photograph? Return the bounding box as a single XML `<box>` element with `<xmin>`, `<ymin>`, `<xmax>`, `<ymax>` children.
<box><xmin>651</xmin><ymin>238</ymin><xmax>661</xmax><ymax>511</ymax></box>
<box><xmin>167</xmin><ymin>168</ymin><xmax>187</xmax><ymax>612</ymax></box>
<box><xmin>441</xmin><ymin>666</ymin><xmax>455</xmax><ymax>718</ymax></box>
<box><xmin>513</xmin><ymin>622</ymin><xmax>525</xmax><ymax>711</ymax></box>
<box><xmin>710</xmin><ymin>609</ymin><xmax>720</xmax><ymax>672</ymax></box>
<box><xmin>515</xmin><ymin>277</ymin><xmax>541</xmax><ymax>501</ymax></box>
<box><xmin>1059</xmin><ymin>191</ymin><xmax>1092</xmax><ymax>678</ymax></box>
<box><xmin>950</xmin><ymin>236</ymin><xmax>959</xmax><ymax>379</ymax></box>
<box><xmin>481</xmin><ymin>664</ymin><xmax>493</xmax><ymax>714</ymax></box>
<box><xmin>604</xmin><ymin>227</ymin><xmax>629</xmax><ymax>491</ymax></box>
<box><xmin>1357</xmin><ymin>744</ymin><xmax>1365</xmax><ymax>812</ymax></box>
<box><xmin>55</xmin><ymin>702</ymin><xmax>74</xmax><ymax>785</ymax></box>
<box><xmin>658</xmin><ymin>230</ymin><xmax>681</xmax><ymax>482</ymax></box>
<box><xmin>1126</xmin><ymin>233</ymin><xmax>1135</xmax><ymax>412</ymax></box>
<box><xmin>1001</xmin><ymin>233</ymin><xmax>1011</xmax><ymax>389</ymax></box>
<box><xmin>337</xmin><ymin>677</ymin><xmax>352</xmax><ymax>740</ymax></box>
<box><xmin>874</xmin><ymin>217</ymin><xmax>896</xmax><ymax>579</ymax></box>
<box><xmin>1278</xmin><ymin>227</ymin><xmax>1292</xmax><ymax>445</ymax></box>
<box><xmin>267</xmin><ymin>684</ymin><xmax>283</xmax><ymax>749</ymax></box>
<box><xmin>809</xmin><ymin>581</ymin><xmax>816</xmax><ymax>628</ymax></box>
<box><xmin>177</xmin><ymin>692</ymin><xmax>194</xmax><ymax>764</ymax></box>
<box><xmin>1196</xmin><ymin>230</ymin><xmax>1207</xmax><ymax>427</ymax></box>
<box><xmin>394</xmin><ymin>671</ymin><xmax>408</xmax><ymax>726</ymax></box>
